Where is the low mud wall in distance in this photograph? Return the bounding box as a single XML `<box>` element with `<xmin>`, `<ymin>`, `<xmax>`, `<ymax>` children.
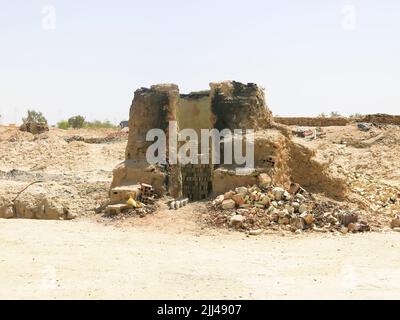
<box><xmin>273</xmin><ymin>117</ymin><xmax>350</xmax><ymax>127</ymax></box>
<box><xmin>274</xmin><ymin>115</ymin><xmax>400</xmax><ymax>127</ymax></box>
<box><xmin>360</xmin><ymin>114</ymin><xmax>400</xmax><ymax>125</ymax></box>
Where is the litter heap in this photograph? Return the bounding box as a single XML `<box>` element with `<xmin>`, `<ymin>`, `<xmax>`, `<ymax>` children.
<box><xmin>208</xmin><ymin>179</ymin><xmax>370</xmax><ymax>234</ymax></box>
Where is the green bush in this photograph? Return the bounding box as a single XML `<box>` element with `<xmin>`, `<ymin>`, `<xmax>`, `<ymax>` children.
<box><xmin>22</xmin><ymin>110</ymin><xmax>48</xmax><ymax>124</ymax></box>
<box><xmin>57</xmin><ymin>120</ymin><xmax>70</xmax><ymax>130</ymax></box>
<box><xmin>68</xmin><ymin>115</ymin><xmax>86</xmax><ymax>129</ymax></box>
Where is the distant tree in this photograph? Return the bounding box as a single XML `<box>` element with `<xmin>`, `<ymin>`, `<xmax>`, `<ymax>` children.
<box><xmin>22</xmin><ymin>110</ymin><xmax>48</xmax><ymax>124</ymax></box>
<box><xmin>68</xmin><ymin>115</ymin><xmax>86</xmax><ymax>128</ymax></box>
<box><xmin>57</xmin><ymin>120</ymin><xmax>70</xmax><ymax>130</ymax></box>
<box><xmin>318</xmin><ymin>113</ymin><xmax>327</xmax><ymax>118</ymax></box>
<box><xmin>330</xmin><ymin>111</ymin><xmax>342</xmax><ymax>118</ymax></box>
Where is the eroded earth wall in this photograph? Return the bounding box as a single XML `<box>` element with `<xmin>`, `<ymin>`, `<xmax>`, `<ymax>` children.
<box><xmin>112</xmin><ymin>84</ymin><xmax>182</xmax><ymax>197</ymax></box>
<box><xmin>210</xmin><ymin>81</ymin><xmax>273</xmax><ymax>131</ymax></box>
<box><xmin>112</xmin><ymin>81</ymin><xmax>348</xmax><ymax>201</ymax></box>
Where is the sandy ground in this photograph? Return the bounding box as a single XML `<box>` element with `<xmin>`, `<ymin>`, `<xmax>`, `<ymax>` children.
<box><xmin>1</xmin><ymin>218</ymin><xmax>400</xmax><ymax>300</ymax></box>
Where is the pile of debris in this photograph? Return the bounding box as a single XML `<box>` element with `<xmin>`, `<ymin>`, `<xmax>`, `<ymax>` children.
<box><xmin>117</xmin><ymin>204</ymin><xmax>158</xmax><ymax>218</ymax></box>
<box><xmin>105</xmin><ymin>183</ymin><xmax>157</xmax><ymax>217</ymax></box>
<box><xmin>340</xmin><ymin>169</ymin><xmax>400</xmax><ymax>229</ymax></box>
<box><xmin>347</xmin><ymin>172</ymin><xmax>399</xmax><ymax>212</ymax></box>
<box><xmin>208</xmin><ymin>182</ymin><xmax>370</xmax><ymax>234</ymax></box>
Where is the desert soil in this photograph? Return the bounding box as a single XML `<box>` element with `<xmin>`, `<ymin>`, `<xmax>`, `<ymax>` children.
<box><xmin>1</xmin><ymin>217</ymin><xmax>400</xmax><ymax>300</ymax></box>
<box><xmin>1</xmin><ymin>124</ymin><xmax>400</xmax><ymax>299</ymax></box>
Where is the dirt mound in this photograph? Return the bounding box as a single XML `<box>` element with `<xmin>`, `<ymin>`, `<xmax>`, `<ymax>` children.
<box><xmin>310</xmin><ymin>125</ymin><xmax>400</xmax><ymax>188</ymax></box>
<box><xmin>0</xmin><ymin>127</ymin><xmax>34</xmax><ymax>142</ymax></box>
<box><xmin>0</xmin><ymin>127</ymin><xmax>126</xmax><ymax>220</ymax></box>
<box><xmin>0</xmin><ymin>128</ymin><xmax>126</xmax><ymax>172</ymax></box>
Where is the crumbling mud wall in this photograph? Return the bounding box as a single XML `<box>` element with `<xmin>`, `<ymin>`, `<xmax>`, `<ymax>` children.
<box><xmin>210</xmin><ymin>81</ymin><xmax>273</xmax><ymax>131</ymax></box>
<box><xmin>212</xmin><ymin>169</ymin><xmax>259</xmax><ymax>196</ymax></box>
<box><xmin>212</xmin><ymin>130</ymin><xmax>291</xmax><ymax>195</ymax></box>
<box><xmin>112</xmin><ymin>84</ymin><xmax>182</xmax><ymax>197</ymax></box>
<box><xmin>209</xmin><ymin>81</ymin><xmax>290</xmax><ymax>195</ymax></box>
<box><xmin>209</xmin><ymin>82</ymin><xmax>291</xmax><ymax>196</ymax></box>
<box><xmin>112</xmin><ymin>81</ymin><xmax>348</xmax><ymax>201</ymax></box>
<box><xmin>287</xmin><ymin>141</ymin><xmax>347</xmax><ymax>199</ymax></box>
<box><xmin>112</xmin><ymin>161</ymin><xmax>167</xmax><ymax>196</ymax></box>
<box><xmin>212</xmin><ymin>134</ymin><xmax>347</xmax><ymax>199</ymax></box>
<box><xmin>178</xmin><ymin>91</ymin><xmax>212</xmax><ymax>135</ymax></box>
<box><xmin>125</xmin><ymin>84</ymin><xmax>177</xmax><ymax>161</ymax></box>
<box><xmin>274</xmin><ymin>117</ymin><xmax>350</xmax><ymax>127</ymax></box>
<box><xmin>253</xmin><ymin>131</ymin><xmax>291</xmax><ymax>187</ymax></box>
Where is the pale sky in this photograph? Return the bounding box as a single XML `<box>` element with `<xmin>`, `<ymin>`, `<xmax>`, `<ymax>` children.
<box><xmin>0</xmin><ymin>0</ymin><xmax>399</xmax><ymax>125</ymax></box>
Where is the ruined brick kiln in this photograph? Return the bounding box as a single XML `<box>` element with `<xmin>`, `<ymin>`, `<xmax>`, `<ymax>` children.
<box><xmin>110</xmin><ymin>81</ymin><xmax>346</xmax><ymax>208</ymax></box>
